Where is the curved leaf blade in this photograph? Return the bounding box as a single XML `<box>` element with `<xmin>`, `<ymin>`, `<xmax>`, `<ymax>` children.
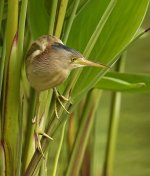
<box><xmin>95</xmin><ymin>72</ymin><xmax>150</xmax><ymax>93</ymax></box>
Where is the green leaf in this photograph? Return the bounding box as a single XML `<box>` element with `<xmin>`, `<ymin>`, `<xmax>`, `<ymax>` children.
<box><xmin>95</xmin><ymin>72</ymin><xmax>150</xmax><ymax>92</ymax></box>
<box><xmin>2</xmin><ymin>1</ymin><xmax>19</xmax><ymax>176</ymax></box>
<box><xmin>66</xmin><ymin>0</ymin><xmax>149</xmax><ymax>100</ymax></box>
<box><xmin>28</xmin><ymin>0</ymin><xmax>49</xmax><ymax>40</ymax></box>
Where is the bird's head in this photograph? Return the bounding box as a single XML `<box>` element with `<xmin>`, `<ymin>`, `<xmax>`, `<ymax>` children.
<box><xmin>27</xmin><ymin>35</ymin><xmax>109</xmax><ymax>71</ymax></box>
<box><xmin>50</xmin><ymin>38</ymin><xmax>109</xmax><ymax>71</ymax></box>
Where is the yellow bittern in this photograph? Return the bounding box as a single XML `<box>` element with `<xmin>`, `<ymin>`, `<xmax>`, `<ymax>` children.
<box><xmin>26</xmin><ymin>35</ymin><xmax>108</xmax><ymax>156</ymax></box>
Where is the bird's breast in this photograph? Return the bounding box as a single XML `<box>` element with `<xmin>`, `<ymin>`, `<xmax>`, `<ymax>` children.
<box><xmin>47</xmin><ymin>69</ymin><xmax>69</xmax><ymax>88</ymax></box>
<box><xmin>27</xmin><ymin>66</ymin><xmax>70</xmax><ymax>91</ymax></box>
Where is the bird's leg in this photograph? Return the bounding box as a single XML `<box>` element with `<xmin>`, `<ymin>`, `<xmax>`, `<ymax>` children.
<box><xmin>53</xmin><ymin>88</ymin><xmax>70</xmax><ymax>118</ymax></box>
<box><xmin>34</xmin><ymin>92</ymin><xmax>44</xmax><ymax>157</ymax></box>
<box><xmin>34</xmin><ymin>91</ymin><xmax>53</xmax><ymax>157</ymax></box>
<box><xmin>57</xmin><ymin>91</ymin><xmax>70</xmax><ymax>101</ymax></box>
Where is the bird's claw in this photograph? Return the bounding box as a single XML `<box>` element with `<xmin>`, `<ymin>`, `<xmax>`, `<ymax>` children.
<box><xmin>35</xmin><ymin>132</ymin><xmax>45</xmax><ymax>158</ymax></box>
<box><xmin>32</xmin><ymin>117</ymin><xmax>36</xmax><ymax>124</ymax></box>
<box><xmin>35</xmin><ymin>129</ymin><xmax>53</xmax><ymax>158</ymax></box>
<box><xmin>57</xmin><ymin>96</ymin><xmax>70</xmax><ymax>114</ymax></box>
<box><xmin>53</xmin><ymin>88</ymin><xmax>70</xmax><ymax>118</ymax></box>
<box><xmin>38</xmin><ymin>131</ymin><xmax>53</xmax><ymax>140</ymax></box>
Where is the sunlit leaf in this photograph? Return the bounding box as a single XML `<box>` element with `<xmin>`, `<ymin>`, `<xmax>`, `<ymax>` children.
<box><xmin>95</xmin><ymin>72</ymin><xmax>150</xmax><ymax>92</ymax></box>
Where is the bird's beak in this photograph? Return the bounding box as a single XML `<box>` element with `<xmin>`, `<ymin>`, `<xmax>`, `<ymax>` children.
<box><xmin>75</xmin><ymin>58</ymin><xmax>109</xmax><ymax>69</ymax></box>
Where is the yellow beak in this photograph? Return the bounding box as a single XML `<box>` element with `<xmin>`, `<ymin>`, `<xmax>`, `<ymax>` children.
<box><xmin>75</xmin><ymin>58</ymin><xmax>109</xmax><ymax>69</ymax></box>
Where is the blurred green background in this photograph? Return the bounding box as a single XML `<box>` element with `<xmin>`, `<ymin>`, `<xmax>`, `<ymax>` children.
<box><xmin>95</xmin><ymin>6</ymin><xmax>150</xmax><ymax>176</ymax></box>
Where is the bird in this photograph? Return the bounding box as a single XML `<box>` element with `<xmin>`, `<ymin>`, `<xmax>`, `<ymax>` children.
<box><xmin>26</xmin><ymin>35</ymin><xmax>109</xmax><ymax>156</ymax></box>
<box><xmin>26</xmin><ymin>35</ymin><xmax>108</xmax><ymax>91</ymax></box>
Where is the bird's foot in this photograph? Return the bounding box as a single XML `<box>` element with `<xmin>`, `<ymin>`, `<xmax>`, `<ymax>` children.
<box><xmin>35</xmin><ymin>129</ymin><xmax>53</xmax><ymax>158</ymax></box>
<box><xmin>58</xmin><ymin>88</ymin><xmax>73</xmax><ymax>105</ymax></box>
<box><xmin>53</xmin><ymin>88</ymin><xmax>70</xmax><ymax>118</ymax></box>
<box><xmin>57</xmin><ymin>96</ymin><xmax>70</xmax><ymax>114</ymax></box>
<box><xmin>54</xmin><ymin>88</ymin><xmax>70</xmax><ymax>102</ymax></box>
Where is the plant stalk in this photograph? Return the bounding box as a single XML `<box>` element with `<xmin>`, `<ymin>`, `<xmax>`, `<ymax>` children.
<box><xmin>22</xmin><ymin>89</ymin><xmax>37</xmax><ymax>173</ymax></box>
<box><xmin>102</xmin><ymin>54</ymin><xmax>126</xmax><ymax>176</ymax></box>
<box><xmin>2</xmin><ymin>0</ymin><xmax>19</xmax><ymax>175</ymax></box>
<box><xmin>63</xmin><ymin>0</ymin><xmax>80</xmax><ymax>44</ymax></box>
<box><xmin>0</xmin><ymin>0</ymin><xmax>4</xmax><ymax>32</ymax></box>
<box><xmin>66</xmin><ymin>89</ymin><xmax>102</xmax><ymax>176</ymax></box>
<box><xmin>52</xmin><ymin>121</ymin><xmax>67</xmax><ymax>176</ymax></box>
<box><xmin>48</xmin><ymin>0</ymin><xmax>58</xmax><ymax>35</ymax></box>
<box><xmin>54</xmin><ymin>0</ymin><xmax>69</xmax><ymax>38</ymax></box>
<box><xmin>0</xmin><ymin>0</ymin><xmax>5</xmax><ymax>95</ymax></box>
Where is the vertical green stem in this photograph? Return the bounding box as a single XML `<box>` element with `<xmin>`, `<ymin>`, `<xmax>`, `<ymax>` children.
<box><xmin>17</xmin><ymin>96</ymin><xmax>24</xmax><ymax>176</ymax></box>
<box><xmin>0</xmin><ymin>142</ymin><xmax>5</xmax><ymax>176</ymax></box>
<box><xmin>62</xmin><ymin>0</ymin><xmax>80</xmax><ymax>44</ymax></box>
<box><xmin>66</xmin><ymin>89</ymin><xmax>102</xmax><ymax>176</ymax></box>
<box><xmin>17</xmin><ymin>1</ymin><xmax>28</xmax><ymax>174</ymax></box>
<box><xmin>52</xmin><ymin>121</ymin><xmax>67</xmax><ymax>176</ymax></box>
<box><xmin>48</xmin><ymin>0</ymin><xmax>58</xmax><ymax>35</ymax></box>
<box><xmin>103</xmin><ymin>92</ymin><xmax>121</xmax><ymax>176</ymax></box>
<box><xmin>2</xmin><ymin>0</ymin><xmax>19</xmax><ymax>175</ymax></box>
<box><xmin>39</xmin><ymin>153</ymin><xmax>48</xmax><ymax>176</ymax></box>
<box><xmin>0</xmin><ymin>0</ymin><xmax>4</xmax><ymax>94</ymax></box>
<box><xmin>0</xmin><ymin>0</ymin><xmax>4</xmax><ymax>32</ymax></box>
<box><xmin>17</xmin><ymin>0</ymin><xmax>28</xmax><ymax>68</ymax></box>
<box><xmin>102</xmin><ymin>54</ymin><xmax>126</xmax><ymax>176</ymax></box>
<box><xmin>54</xmin><ymin>0</ymin><xmax>69</xmax><ymax>38</ymax></box>
<box><xmin>0</xmin><ymin>41</ymin><xmax>6</xmax><ymax>100</ymax></box>
<box><xmin>22</xmin><ymin>89</ymin><xmax>36</xmax><ymax>173</ymax></box>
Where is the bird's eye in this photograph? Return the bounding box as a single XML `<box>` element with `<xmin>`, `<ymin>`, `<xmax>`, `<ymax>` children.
<box><xmin>71</xmin><ymin>58</ymin><xmax>76</xmax><ymax>62</ymax></box>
